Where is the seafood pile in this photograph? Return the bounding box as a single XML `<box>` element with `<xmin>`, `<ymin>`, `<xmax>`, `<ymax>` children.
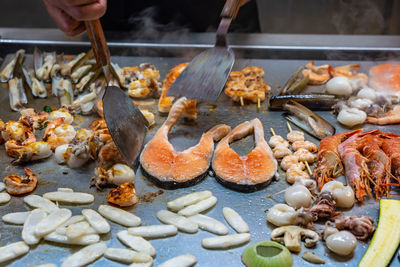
<box><xmin>0</xmin><ymin>49</ymin><xmax>162</xmax><ymax>114</ymax></box>
<box><xmin>314</xmin><ymin>129</ymin><xmax>400</xmax><ymax>201</ymax></box>
<box><xmin>224</xmin><ymin>66</ymin><xmax>271</xmax><ymax>107</ymax></box>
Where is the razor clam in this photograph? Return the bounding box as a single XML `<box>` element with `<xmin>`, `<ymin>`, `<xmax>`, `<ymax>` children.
<box><xmin>57</xmin><ymin>78</ymin><xmax>74</xmax><ymax>106</ymax></box>
<box><xmin>70</xmin><ymin>91</ymin><xmax>97</xmax><ymax>114</ymax></box>
<box><xmin>8</xmin><ymin>77</ymin><xmax>27</xmax><ymax>111</ymax></box>
<box><xmin>283</xmin><ymin>100</ymin><xmax>335</xmax><ymax>139</ymax></box>
<box><xmin>60</xmin><ymin>52</ymin><xmax>86</xmax><ymax>77</ymax></box>
<box><xmin>0</xmin><ymin>49</ymin><xmax>25</xmax><ymax>82</ymax></box>
<box><xmin>71</xmin><ymin>65</ymin><xmax>93</xmax><ymax>84</ymax></box>
<box><xmin>25</xmin><ymin>69</ymin><xmax>47</xmax><ymax>98</ymax></box>
<box><xmin>269</xmin><ymin>94</ymin><xmax>339</xmax><ymax>110</ymax></box>
<box><xmin>75</xmin><ymin>71</ymin><xmax>95</xmax><ymax>94</ymax></box>
<box><xmin>70</xmin><ymin>49</ymin><xmax>94</xmax><ymax>75</ymax></box>
<box><xmin>76</xmin><ymin>67</ymin><xmax>103</xmax><ymax>94</ymax></box>
<box><xmin>34</xmin><ymin>47</ymin><xmax>56</xmax><ymax>82</ymax></box>
<box><xmin>110</xmin><ymin>63</ymin><xmax>126</xmax><ymax>88</ymax></box>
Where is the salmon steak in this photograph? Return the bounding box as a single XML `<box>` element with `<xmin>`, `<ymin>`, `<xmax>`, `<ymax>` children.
<box><xmin>140</xmin><ymin>97</ymin><xmax>230</xmax><ymax>188</ymax></box>
<box><xmin>212</xmin><ymin>118</ymin><xmax>278</xmax><ymax>192</ymax></box>
<box><xmin>369</xmin><ymin>63</ymin><xmax>400</xmax><ymax>93</ymax></box>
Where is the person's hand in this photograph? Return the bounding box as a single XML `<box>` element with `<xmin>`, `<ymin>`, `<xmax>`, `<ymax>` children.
<box><xmin>42</xmin><ymin>0</ymin><xmax>107</xmax><ymax>37</ymax></box>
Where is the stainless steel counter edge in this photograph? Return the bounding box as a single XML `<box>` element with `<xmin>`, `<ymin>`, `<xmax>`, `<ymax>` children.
<box><xmin>1</xmin><ymin>27</ymin><xmax>400</xmax><ymax>51</ymax></box>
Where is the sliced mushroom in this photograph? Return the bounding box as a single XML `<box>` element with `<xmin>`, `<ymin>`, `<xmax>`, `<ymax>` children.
<box><xmin>270</xmin><ymin>225</ymin><xmax>319</xmax><ymax>253</ymax></box>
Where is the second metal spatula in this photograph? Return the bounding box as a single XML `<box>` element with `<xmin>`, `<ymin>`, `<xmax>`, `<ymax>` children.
<box><xmin>85</xmin><ymin>20</ymin><xmax>148</xmax><ymax>167</ymax></box>
<box><xmin>166</xmin><ymin>0</ymin><xmax>244</xmax><ymax>102</ymax></box>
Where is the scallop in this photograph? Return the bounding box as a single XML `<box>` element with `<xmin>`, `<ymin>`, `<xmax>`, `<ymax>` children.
<box><xmin>326</xmin><ymin>231</ymin><xmax>357</xmax><ymax>256</ymax></box>
<box><xmin>357</xmin><ymin>87</ymin><xmax>377</xmax><ymax>101</ymax></box>
<box><xmin>284</xmin><ymin>184</ymin><xmax>312</xmax><ymax>209</ymax></box>
<box><xmin>326</xmin><ymin>77</ymin><xmax>352</xmax><ymax>96</ymax></box>
<box><xmin>337</xmin><ymin>108</ymin><xmax>366</xmax><ymax>127</ymax></box>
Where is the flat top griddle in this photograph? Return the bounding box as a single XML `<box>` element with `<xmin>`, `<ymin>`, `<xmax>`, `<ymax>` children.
<box><xmin>0</xmin><ymin>36</ymin><xmax>399</xmax><ymax>267</ymax></box>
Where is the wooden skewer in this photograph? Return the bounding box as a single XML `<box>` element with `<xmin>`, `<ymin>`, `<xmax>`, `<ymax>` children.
<box><xmin>305</xmin><ymin>161</ymin><xmax>312</xmax><ymax>176</ymax></box>
<box><xmin>270</xmin><ymin>128</ymin><xmax>276</xmax><ymax>136</ymax></box>
<box><xmin>240</xmin><ymin>96</ymin><xmax>244</xmax><ymax>106</ymax></box>
<box><xmin>267</xmin><ymin>188</ymin><xmax>287</xmax><ymax>199</ymax></box>
<box><xmin>287</xmin><ymin>121</ymin><xmax>292</xmax><ymax>133</ymax></box>
<box><xmin>257</xmin><ymin>97</ymin><xmax>260</xmax><ymax>109</ymax></box>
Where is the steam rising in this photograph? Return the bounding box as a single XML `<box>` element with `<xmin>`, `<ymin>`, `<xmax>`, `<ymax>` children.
<box><xmin>332</xmin><ymin>0</ymin><xmax>384</xmax><ymax>34</ymax></box>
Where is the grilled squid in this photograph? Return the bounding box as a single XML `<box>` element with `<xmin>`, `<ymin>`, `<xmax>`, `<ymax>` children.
<box><xmin>284</xmin><ymin>183</ymin><xmax>312</xmax><ymax>209</ymax></box>
<box><xmin>5</xmin><ymin>140</ymin><xmax>52</xmax><ymax>164</ymax></box>
<box><xmin>91</xmin><ymin>163</ymin><xmax>135</xmax><ymax>189</ymax></box>
<box><xmin>54</xmin><ymin>141</ymin><xmax>91</xmax><ymax>168</ymax></box>
<box><xmin>321</xmin><ymin>181</ymin><xmax>355</xmax><ymax>208</ymax></box>
<box><xmin>326</xmin><ymin>231</ymin><xmax>357</xmax><ymax>256</ymax></box>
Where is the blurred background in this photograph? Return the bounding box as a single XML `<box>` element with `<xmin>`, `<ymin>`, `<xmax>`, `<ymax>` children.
<box><xmin>0</xmin><ymin>0</ymin><xmax>399</xmax><ymax>35</ymax></box>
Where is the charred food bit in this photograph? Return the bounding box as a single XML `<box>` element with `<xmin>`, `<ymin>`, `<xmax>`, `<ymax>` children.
<box><xmin>107</xmin><ymin>182</ymin><xmax>138</xmax><ymax>207</ymax></box>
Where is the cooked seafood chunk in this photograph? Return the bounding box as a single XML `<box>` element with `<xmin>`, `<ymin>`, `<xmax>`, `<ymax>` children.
<box><xmin>292</xmin><ymin>140</ymin><xmax>318</xmax><ymax>153</ymax></box>
<box><xmin>5</xmin><ymin>140</ymin><xmax>52</xmax><ymax>164</ymax></box>
<box><xmin>273</xmin><ymin>144</ymin><xmax>292</xmax><ymax>159</ymax></box>
<box><xmin>294</xmin><ymin>148</ymin><xmax>317</xmax><ymax>163</ymax></box>
<box><xmin>35</xmin><ymin>51</ymin><xmax>56</xmax><ymax>81</ymax></box>
<box><xmin>286</xmin><ymin>165</ymin><xmax>310</xmax><ymax>184</ymax></box>
<box><xmin>141</xmin><ymin>97</ymin><xmax>230</xmax><ymax>188</ymax></box>
<box><xmin>108</xmin><ymin>182</ymin><xmax>138</xmax><ymax>207</ymax></box>
<box><xmin>91</xmin><ymin>163</ymin><xmax>135</xmax><ymax>188</ymax></box>
<box><xmin>158</xmin><ymin>63</ymin><xmax>197</xmax><ymax>119</ymax></box>
<box><xmin>268</xmin><ymin>135</ymin><xmax>289</xmax><ymax>148</ymax></box>
<box><xmin>225</xmin><ymin>66</ymin><xmax>271</xmax><ymax>105</ymax></box>
<box><xmin>4</xmin><ymin>168</ymin><xmax>37</xmax><ymax>195</ymax></box>
<box><xmin>212</xmin><ymin>118</ymin><xmax>278</xmax><ymax>191</ymax></box>
<box><xmin>287</xmin><ymin>130</ymin><xmax>304</xmax><ymax>143</ymax></box>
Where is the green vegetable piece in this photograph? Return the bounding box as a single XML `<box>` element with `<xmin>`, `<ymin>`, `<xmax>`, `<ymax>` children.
<box><xmin>359</xmin><ymin>199</ymin><xmax>400</xmax><ymax>267</ymax></box>
<box><xmin>242</xmin><ymin>240</ymin><xmax>293</xmax><ymax>267</ymax></box>
<box><xmin>43</xmin><ymin>106</ymin><xmax>53</xmax><ymax>113</ymax></box>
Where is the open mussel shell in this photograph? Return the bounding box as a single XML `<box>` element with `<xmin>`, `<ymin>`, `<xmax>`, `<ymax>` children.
<box><xmin>269</xmin><ymin>94</ymin><xmax>339</xmax><ymax>110</ymax></box>
<box><xmin>0</xmin><ymin>49</ymin><xmax>25</xmax><ymax>83</ymax></box>
<box><xmin>283</xmin><ymin>100</ymin><xmax>335</xmax><ymax>139</ymax></box>
<box><xmin>71</xmin><ymin>64</ymin><xmax>95</xmax><ymax>84</ymax></box>
<box><xmin>279</xmin><ymin>66</ymin><xmax>303</xmax><ymax>95</ymax></box>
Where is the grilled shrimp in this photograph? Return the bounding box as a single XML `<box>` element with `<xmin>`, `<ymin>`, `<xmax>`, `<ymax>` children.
<box><xmin>107</xmin><ymin>182</ymin><xmax>138</xmax><ymax>207</ymax></box>
<box><xmin>287</xmin><ymin>130</ymin><xmax>304</xmax><ymax>143</ymax></box>
<box><xmin>286</xmin><ymin>165</ymin><xmax>310</xmax><ymax>184</ymax></box>
<box><xmin>292</xmin><ymin>141</ymin><xmax>318</xmax><ymax>153</ymax></box>
<box><xmin>5</xmin><ymin>140</ymin><xmax>52</xmax><ymax>164</ymax></box>
<box><xmin>280</xmin><ymin>155</ymin><xmax>302</xmax><ymax>171</ymax></box>
<box><xmin>4</xmin><ymin>168</ymin><xmax>37</xmax><ymax>195</ymax></box>
<box><xmin>48</xmin><ymin>108</ymin><xmax>74</xmax><ymax>124</ymax></box>
<box><xmin>268</xmin><ymin>135</ymin><xmax>289</xmax><ymax>148</ymax></box>
<box><xmin>359</xmin><ymin>134</ymin><xmax>391</xmax><ymax>199</ymax></box>
<box><xmin>294</xmin><ymin>148</ymin><xmax>316</xmax><ymax>163</ymax></box>
<box><xmin>302</xmin><ymin>61</ymin><xmax>330</xmax><ymax>85</ymax></box>
<box><xmin>338</xmin><ymin>130</ymin><xmax>378</xmax><ymax>201</ymax></box>
<box><xmin>2</xmin><ymin>120</ymin><xmax>36</xmax><ymax>145</ymax></box>
<box><xmin>380</xmin><ymin>133</ymin><xmax>400</xmax><ymax>178</ymax></box>
<box><xmin>313</xmin><ymin>129</ymin><xmax>361</xmax><ymax>190</ymax></box>
<box><xmin>273</xmin><ymin>145</ymin><xmax>292</xmax><ymax>159</ymax></box>
<box><xmin>44</xmin><ymin>123</ymin><xmax>76</xmax><ymax>150</ymax></box>
<box><xmin>19</xmin><ymin>108</ymin><xmax>48</xmax><ymax>130</ymax></box>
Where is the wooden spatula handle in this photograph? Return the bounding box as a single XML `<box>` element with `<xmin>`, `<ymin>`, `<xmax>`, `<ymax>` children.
<box><xmin>85</xmin><ymin>20</ymin><xmax>110</xmax><ymax>67</ymax></box>
<box><xmin>221</xmin><ymin>0</ymin><xmax>247</xmax><ymax>20</ymax></box>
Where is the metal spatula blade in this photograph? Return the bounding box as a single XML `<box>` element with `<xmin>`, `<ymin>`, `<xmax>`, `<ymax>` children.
<box><xmin>166</xmin><ymin>47</ymin><xmax>234</xmax><ymax>101</ymax></box>
<box><xmin>85</xmin><ymin>20</ymin><xmax>148</xmax><ymax>167</ymax></box>
<box><xmin>166</xmin><ymin>0</ymin><xmax>243</xmax><ymax>102</ymax></box>
<box><xmin>103</xmin><ymin>86</ymin><xmax>149</xmax><ymax>167</ymax></box>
